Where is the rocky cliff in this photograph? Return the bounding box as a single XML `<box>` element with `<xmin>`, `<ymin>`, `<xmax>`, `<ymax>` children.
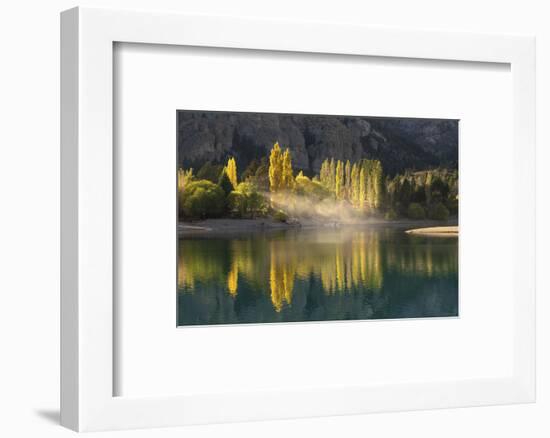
<box><xmin>177</xmin><ymin>111</ymin><xmax>458</xmax><ymax>176</ymax></box>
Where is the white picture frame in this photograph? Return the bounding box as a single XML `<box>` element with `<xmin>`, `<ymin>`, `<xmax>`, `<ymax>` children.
<box><xmin>60</xmin><ymin>6</ymin><xmax>536</xmax><ymax>432</ymax></box>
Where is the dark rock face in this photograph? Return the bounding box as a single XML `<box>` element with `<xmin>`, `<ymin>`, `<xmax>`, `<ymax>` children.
<box><xmin>177</xmin><ymin>111</ymin><xmax>458</xmax><ymax>176</ymax></box>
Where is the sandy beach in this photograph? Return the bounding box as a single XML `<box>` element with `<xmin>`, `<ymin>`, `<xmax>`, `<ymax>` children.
<box><xmin>405</xmin><ymin>226</ymin><xmax>459</xmax><ymax>237</ymax></box>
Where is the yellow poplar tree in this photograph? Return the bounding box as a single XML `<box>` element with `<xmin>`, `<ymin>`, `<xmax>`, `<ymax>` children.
<box><xmin>364</xmin><ymin>161</ymin><xmax>374</xmax><ymax>209</ymax></box>
<box><xmin>344</xmin><ymin>160</ymin><xmax>351</xmax><ymax>200</ymax></box>
<box><xmin>281</xmin><ymin>148</ymin><xmax>294</xmax><ymax>191</ymax></box>
<box><xmin>335</xmin><ymin>160</ymin><xmax>344</xmax><ymax>199</ymax></box>
<box><xmin>373</xmin><ymin>161</ymin><xmax>382</xmax><ymax>209</ymax></box>
<box><xmin>359</xmin><ymin>167</ymin><xmax>366</xmax><ymax>211</ymax></box>
<box><xmin>177</xmin><ymin>168</ymin><xmax>193</xmax><ymax>192</ymax></box>
<box><xmin>226</xmin><ymin>157</ymin><xmax>238</xmax><ymax>189</ymax></box>
<box><xmin>351</xmin><ymin>163</ymin><xmax>359</xmax><ymax>207</ymax></box>
<box><xmin>329</xmin><ymin>158</ymin><xmax>336</xmax><ymax>192</ymax></box>
<box><xmin>269</xmin><ymin>142</ymin><xmax>283</xmax><ymax>192</ymax></box>
<box><xmin>320</xmin><ymin>159</ymin><xmax>330</xmax><ymax>188</ymax></box>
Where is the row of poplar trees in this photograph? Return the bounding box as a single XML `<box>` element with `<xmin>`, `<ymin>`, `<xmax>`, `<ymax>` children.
<box><xmin>268</xmin><ymin>142</ymin><xmax>294</xmax><ymax>192</ymax></box>
<box><xmin>319</xmin><ymin>157</ymin><xmax>383</xmax><ymax>211</ymax></box>
<box><xmin>266</xmin><ymin>142</ymin><xmax>384</xmax><ymax>213</ymax></box>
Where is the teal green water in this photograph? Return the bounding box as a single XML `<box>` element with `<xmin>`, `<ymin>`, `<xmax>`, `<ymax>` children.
<box><xmin>177</xmin><ymin>227</ymin><xmax>458</xmax><ymax>326</ymax></box>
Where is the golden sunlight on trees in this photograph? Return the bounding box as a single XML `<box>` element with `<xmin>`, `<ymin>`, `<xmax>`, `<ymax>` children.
<box><xmin>363</xmin><ymin>160</ymin><xmax>382</xmax><ymax>210</ymax></box>
<box><xmin>335</xmin><ymin>160</ymin><xmax>344</xmax><ymax>200</ymax></box>
<box><xmin>350</xmin><ymin>163</ymin><xmax>359</xmax><ymax>207</ymax></box>
<box><xmin>282</xmin><ymin>148</ymin><xmax>294</xmax><ymax>191</ymax></box>
<box><xmin>329</xmin><ymin>158</ymin><xmax>336</xmax><ymax>191</ymax></box>
<box><xmin>344</xmin><ymin>160</ymin><xmax>351</xmax><ymax>199</ymax></box>
<box><xmin>269</xmin><ymin>142</ymin><xmax>283</xmax><ymax>192</ymax></box>
<box><xmin>359</xmin><ymin>167</ymin><xmax>366</xmax><ymax>211</ymax></box>
<box><xmin>269</xmin><ymin>142</ymin><xmax>294</xmax><ymax>193</ymax></box>
<box><xmin>319</xmin><ymin>159</ymin><xmax>329</xmax><ymax>188</ymax></box>
<box><xmin>177</xmin><ymin>167</ymin><xmax>193</xmax><ymax>201</ymax></box>
<box><xmin>178</xmin><ymin>143</ymin><xmax>455</xmax><ymax>223</ymax></box>
<box><xmin>316</xmin><ymin>158</ymin><xmax>383</xmax><ymax>214</ymax></box>
<box><xmin>226</xmin><ymin>157</ymin><xmax>238</xmax><ymax>189</ymax></box>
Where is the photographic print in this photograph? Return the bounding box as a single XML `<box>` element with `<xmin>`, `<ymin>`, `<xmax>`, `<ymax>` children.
<box><xmin>177</xmin><ymin>110</ymin><xmax>458</xmax><ymax>326</ymax></box>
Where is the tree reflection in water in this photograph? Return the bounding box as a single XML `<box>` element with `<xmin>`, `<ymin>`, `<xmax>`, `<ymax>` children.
<box><xmin>177</xmin><ymin>228</ymin><xmax>458</xmax><ymax>325</ymax></box>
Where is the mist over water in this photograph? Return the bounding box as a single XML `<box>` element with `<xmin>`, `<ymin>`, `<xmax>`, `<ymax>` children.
<box><xmin>177</xmin><ymin>227</ymin><xmax>458</xmax><ymax>326</ymax></box>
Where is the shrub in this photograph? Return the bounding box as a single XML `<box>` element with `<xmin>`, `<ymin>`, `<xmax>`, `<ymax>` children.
<box><xmin>429</xmin><ymin>202</ymin><xmax>450</xmax><ymax>221</ymax></box>
<box><xmin>217</xmin><ymin>169</ymin><xmax>234</xmax><ymax>196</ymax></box>
<box><xmin>384</xmin><ymin>208</ymin><xmax>398</xmax><ymax>221</ymax></box>
<box><xmin>429</xmin><ymin>178</ymin><xmax>450</xmax><ymax>203</ymax></box>
<box><xmin>407</xmin><ymin>202</ymin><xmax>426</xmax><ymax>220</ymax></box>
<box><xmin>227</xmin><ymin>182</ymin><xmax>268</xmax><ymax>218</ymax></box>
<box><xmin>227</xmin><ymin>191</ymin><xmax>246</xmax><ymax>217</ymax></box>
<box><xmin>273</xmin><ymin>210</ymin><xmax>288</xmax><ymax>222</ymax></box>
<box><xmin>446</xmin><ymin>196</ymin><xmax>459</xmax><ymax>215</ymax></box>
<box><xmin>295</xmin><ymin>174</ymin><xmax>332</xmax><ymax>200</ymax></box>
<box><xmin>196</xmin><ymin>162</ymin><xmax>224</xmax><ymax>183</ymax></box>
<box><xmin>180</xmin><ymin>180</ymin><xmax>225</xmax><ymax>219</ymax></box>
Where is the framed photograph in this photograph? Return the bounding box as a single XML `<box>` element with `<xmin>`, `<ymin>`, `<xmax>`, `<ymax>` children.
<box><xmin>61</xmin><ymin>7</ymin><xmax>536</xmax><ymax>432</ymax></box>
<box><xmin>175</xmin><ymin>110</ymin><xmax>459</xmax><ymax>326</ymax></box>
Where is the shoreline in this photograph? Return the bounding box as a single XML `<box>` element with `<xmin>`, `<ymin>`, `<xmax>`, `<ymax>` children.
<box><xmin>178</xmin><ymin>217</ymin><xmax>458</xmax><ymax>236</ymax></box>
<box><xmin>405</xmin><ymin>226</ymin><xmax>459</xmax><ymax>237</ymax></box>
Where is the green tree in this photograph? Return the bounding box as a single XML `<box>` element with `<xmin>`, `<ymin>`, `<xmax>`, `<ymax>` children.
<box><xmin>424</xmin><ymin>171</ymin><xmax>433</xmax><ymax>204</ymax></box>
<box><xmin>180</xmin><ymin>180</ymin><xmax>225</xmax><ymax>219</ymax></box>
<box><xmin>196</xmin><ymin>161</ymin><xmax>223</xmax><ymax>183</ymax></box>
<box><xmin>384</xmin><ymin>208</ymin><xmax>398</xmax><ymax>221</ymax></box>
<box><xmin>227</xmin><ymin>182</ymin><xmax>267</xmax><ymax>218</ymax></box>
<box><xmin>397</xmin><ymin>178</ymin><xmax>412</xmax><ymax>213</ymax></box>
<box><xmin>429</xmin><ymin>202</ymin><xmax>450</xmax><ymax>220</ymax></box>
<box><xmin>241</xmin><ymin>159</ymin><xmax>259</xmax><ymax>182</ymax></box>
<box><xmin>217</xmin><ymin>168</ymin><xmax>233</xmax><ymax>196</ymax></box>
<box><xmin>253</xmin><ymin>157</ymin><xmax>270</xmax><ymax>191</ymax></box>
<box><xmin>430</xmin><ymin>177</ymin><xmax>449</xmax><ymax>204</ymax></box>
<box><xmin>407</xmin><ymin>202</ymin><xmax>426</xmax><ymax>219</ymax></box>
<box><xmin>295</xmin><ymin>173</ymin><xmax>331</xmax><ymax>200</ymax></box>
<box><xmin>226</xmin><ymin>191</ymin><xmax>246</xmax><ymax>217</ymax></box>
<box><xmin>411</xmin><ymin>184</ymin><xmax>427</xmax><ymax>204</ymax></box>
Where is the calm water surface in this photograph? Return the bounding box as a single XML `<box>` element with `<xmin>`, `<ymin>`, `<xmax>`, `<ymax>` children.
<box><xmin>177</xmin><ymin>227</ymin><xmax>458</xmax><ymax>326</ymax></box>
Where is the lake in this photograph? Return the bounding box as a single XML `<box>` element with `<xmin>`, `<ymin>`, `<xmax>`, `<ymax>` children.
<box><xmin>177</xmin><ymin>226</ymin><xmax>458</xmax><ymax>326</ymax></box>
